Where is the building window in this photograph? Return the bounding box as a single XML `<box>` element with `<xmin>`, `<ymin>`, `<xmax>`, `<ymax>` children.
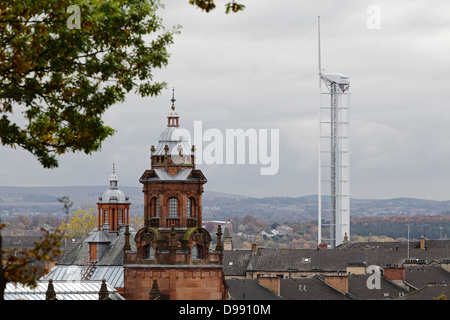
<box><xmin>143</xmin><ymin>245</ymin><xmax>155</xmax><ymax>260</ymax></box>
<box><xmin>118</xmin><ymin>210</ymin><xmax>123</xmax><ymax>224</ymax></box>
<box><xmin>153</xmin><ymin>198</ymin><xmax>159</xmax><ymax>217</ymax></box>
<box><xmin>191</xmin><ymin>245</ymin><xmax>203</xmax><ymax>260</ymax></box>
<box><xmin>104</xmin><ymin>210</ymin><xmax>109</xmax><ymax>223</ymax></box>
<box><xmin>169</xmin><ymin>197</ymin><xmax>178</xmax><ymax>217</ymax></box>
<box><xmin>187</xmin><ymin>198</ymin><xmax>192</xmax><ymax>218</ymax></box>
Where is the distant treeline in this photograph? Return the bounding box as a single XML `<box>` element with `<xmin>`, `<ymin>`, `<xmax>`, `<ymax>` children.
<box><xmin>22</xmin><ymin>194</ymin><xmax>58</xmax><ymax>202</ymax></box>
<box><xmin>350</xmin><ymin>215</ymin><xmax>450</xmax><ymax>240</ymax></box>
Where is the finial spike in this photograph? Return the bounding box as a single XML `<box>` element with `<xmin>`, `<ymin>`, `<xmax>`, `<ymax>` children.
<box><xmin>318</xmin><ymin>16</ymin><xmax>322</xmax><ymax>76</ymax></box>
<box><xmin>113</xmin><ymin>162</ymin><xmax>115</xmax><ymax>175</ymax></box>
<box><xmin>170</xmin><ymin>87</ymin><xmax>176</xmax><ymax>111</ymax></box>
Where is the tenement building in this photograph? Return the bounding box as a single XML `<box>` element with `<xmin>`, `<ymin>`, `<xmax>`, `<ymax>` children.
<box><xmin>122</xmin><ymin>93</ymin><xmax>228</xmax><ymax>300</ymax></box>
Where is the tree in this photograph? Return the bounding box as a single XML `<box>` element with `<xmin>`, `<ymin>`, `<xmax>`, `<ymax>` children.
<box><xmin>59</xmin><ymin>207</ymin><xmax>97</xmax><ymax>237</ymax></box>
<box><xmin>189</xmin><ymin>0</ymin><xmax>245</xmax><ymax>14</ymax></box>
<box><xmin>0</xmin><ymin>0</ymin><xmax>178</xmax><ymax>168</ymax></box>
<box><xmin>0</xmin><ymin>223</ymin><xmax>64</xmax><ymax>300</ymax></box>
<box><xmin>0</xmin><ymin>0</ymin><xmax>244</xmax><ymax>301</ymax></box>
<box><xmin>130</xmin><ymin>215</ymin><xmax>144</xmax><ymax>231</ymax></box>
<box><xmin>0</xmin><ymin>196</ymin><xmax>73</xmax><ymax>300</ymax></box>
<box><xmin>12</xmin><ymin>215</ymin><xmax>32</xmax><ymax>230</ymax></box>
<box><xmin>242</xmin><ymin>214</ymin><xmax>256</xmax><ymax>225</ymax></box>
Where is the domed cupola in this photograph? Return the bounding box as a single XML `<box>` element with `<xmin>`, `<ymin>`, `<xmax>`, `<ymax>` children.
<box><xmin>99</xmin><ymin>164</ymin><xmax>129</xmax><ymax>203</ymax></box>
<box><xmin>150</xmin><ymin>89</ymin><xmax>195</xmax><ymax>174</ymax></box>
<box><xmin>96</xmin><ymin>164</ymin><xmax>130</xmax><ymax>232</ymax></box>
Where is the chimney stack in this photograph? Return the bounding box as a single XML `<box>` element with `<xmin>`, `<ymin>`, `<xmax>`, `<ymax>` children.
<box><xmin>258</xmin><ymin>276</ymin><xmax>280</xmax><ymax>296</ymax></box>
<box><xmin>420</xmin><ymin>236</ymin><xmax>425</xmax><ymax>250</ymax></box>
<box><xmin>323</xmin><ymin>274</ymin><xmax>348</xmax><ymax>294</ymax></box>
<box><xmin>318</xmin><ymin>242</ymin><xmax>328</xmax><ymax>250</ymax></box>
<box><xmin>383</xmin><ymin>266</ymin><xmax>405</xmax><ymax>281</ymax></box>
<box><xmin>344</xmin><ymin>233</ymin><xmax>349</xmax><ymax>242</ymax></box>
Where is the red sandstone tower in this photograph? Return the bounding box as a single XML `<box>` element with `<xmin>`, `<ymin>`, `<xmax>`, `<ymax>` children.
<box><xmin>96</xmin><ymin>164</ymin><xmax>130</xmax><ymax>233</ymax></box>
<box><xmin>85</xmin><ymin>166</ymin><xmax>130</xmax><ymax>263</ymax></box>
<box><xmin>123</xmin><ymin>92</ymin><xmax>227</xmax><ymax>300</ymax></box>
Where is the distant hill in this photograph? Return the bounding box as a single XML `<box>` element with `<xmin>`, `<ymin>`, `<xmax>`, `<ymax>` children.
<box><xmin>1</xmin><ymin>186</ymin><xmax>450</xmax><ymax>223</ymax></box>
<box><xmin>350</xmin><ymin>215</ymin><xmax>450</xmax><ymax>240</ymax></box>
<box><xmin>0</xmin><ymin>185</ymin><xmax>142</xmax><ymax>208</ymax></box>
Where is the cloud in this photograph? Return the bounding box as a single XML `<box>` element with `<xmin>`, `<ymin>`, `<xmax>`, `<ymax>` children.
<box><xmin>0</xmin><ymin>0</ymin><xmax>449</xmax><ymax>202</ymax></box>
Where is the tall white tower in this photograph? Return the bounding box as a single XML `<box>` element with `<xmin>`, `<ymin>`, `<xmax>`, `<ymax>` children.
<box><xmin>317</xmin><ymin>16</ymin><xmax>350</xmax><ymax>249</ymax></box>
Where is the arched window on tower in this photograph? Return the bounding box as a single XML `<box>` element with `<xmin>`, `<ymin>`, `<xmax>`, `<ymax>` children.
<box><xmin>169</xmin><ymin>197</ymin><xmax>178</xmax><ymax>217</ymax></box>
<box><xmin>187</xmin><ymin>198</ymin><xmax>192</xmax><ymax>218</ymax></box>
<box><xmin>152</xmin><ymin>197</ymin><xmax>159</xmax><ymax>217</ymax></box>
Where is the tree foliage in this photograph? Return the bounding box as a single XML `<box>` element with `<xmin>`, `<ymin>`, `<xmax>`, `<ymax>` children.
<box><xmin>0</xmin><ymin>223</ymin><xmax>64</xmax><ymax>300</ymax></box>
<box><xmin>130</xmin><ymin>215</ymin><xmax>144</xmax><ymax>231</ymax></box>
<box><xmin>0</xmin><ymin>0</ymin><xmax>178</xmax><ymax>168</ymax></box>
<box><xmin>189</xmin><ymin>0</ymin><xmax>245</xmax><ymax>13</ymax></box>
<box><xmin>11</xmin><ymin>215</ymin><xmax>32</xmax><ymax>230</ymax></box>
<box><xmin>351</xmin><ymin>215</ymin><xmax>450</xmax><ymax>240</ymax></box>
<box><xmin>0</xmin><ymin>0</ymin><xmax>244</xmax><ymax>301</ymax></box>
<box><xmin>59</xmin><ymin>207</ymin><xmax>97</xmax><ymax>237</ymax></box>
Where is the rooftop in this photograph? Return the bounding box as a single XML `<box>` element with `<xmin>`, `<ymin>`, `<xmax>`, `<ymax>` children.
<box><xmin>4</xmin><ymin>280</ymin><xmax>124</xmax><ymax>300</ymax></box>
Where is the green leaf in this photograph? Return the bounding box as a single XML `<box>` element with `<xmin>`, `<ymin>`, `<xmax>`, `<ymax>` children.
<box><xmin>0</xmin><ymin>0</ymin><xmax>178</xmax><ymax>168</ymax></box>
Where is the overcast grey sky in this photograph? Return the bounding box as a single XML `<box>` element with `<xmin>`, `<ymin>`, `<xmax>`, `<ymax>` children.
<box><xmin>1</xmin><ymin>0</ymin><xmax>450</xmax><ymax>200</ymax></box>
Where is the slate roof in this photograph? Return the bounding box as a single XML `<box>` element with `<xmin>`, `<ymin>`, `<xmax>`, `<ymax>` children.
<box><xmin>227</xmin><ymin>277</ymin><xmax>352</xmax><ymax>300</ymax></box>
<box><xmin>347</xmin><ymin>274</ymin><xmax>408</xmax><ymax>300</ymax></box>
<box><xmin>226</xmin><ymin>240</ymin><xmax>450</xmax><ymax>275</ymax></box>
<box><xmin>97</xmin><ymin>231</ymin><xmax>137</xmax><ymax>266</ymax></box>
<box><xmin>58</xmin><ymin>229</ymin><xmax>136</xmax><ymax>266</ymax></box>
<box><xmin>40</xmin><ymin>234</ymin><xmax>450</xmax><ymax>300</ymax></box>
<box><xmin>227</xmin><ymin>279</ymin><xmax>282</xmax><ymax>300</ymax></box>
<box><xmin>223</xmin><ymin>250</ymin><xmax>252</xmax><ymax>277</ymax></box>
<box><xmin>227</xmin><ymin>275</ymin><xmax>409</xmax><ymax>300</ymax></box>
<box><xmin>84</xmin><ymin>230</ymin><xmax>113</xmax><ymax>243</ymax></box>
<box><xmin>280</xmin><ymin>277</ymin><xmax>351</xmax><ymax>300</ymax></box>
<box><xmin>41</xmin><ymin>228</ymin><xmax>135</xmax><ymax>290</ymax></box>
<box><xmin>338</xmin><ymin>240</ymin><xmax>450</xmax><ymax>266</ymax></box>
<box><xmin>399</xmin><ymin>283</ymin><xmax>450</xmax><ymax>300</ymax></box>
<box><xmin>404</xmin><ymin>264</ymin><xmax>450</xmax><ymax>289</ymax></box>
<box><xmin>2</xmin><ymin>236</ymin><xmax>47</xmax><ymax>249</ymax></box>
<box><xmin>246</xmin><ymin>248</ymin><xmax>333</xmax><ymax>272</ymax></box>
<box><xmin>2</xmin><ymin>236</ymin><xmax>83</xmax><ymax>253</ymax></box>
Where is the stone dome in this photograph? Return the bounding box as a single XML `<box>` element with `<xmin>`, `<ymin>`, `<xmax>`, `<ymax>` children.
<box><xmin>153</xmin><ymin>126</ymin><xmax>192</xmax><ymax>157</ymax></box>
<box><xmin>98</xmin><ymin>167</ymin><xmax>129</xmax><ymax>204</ymax></box>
